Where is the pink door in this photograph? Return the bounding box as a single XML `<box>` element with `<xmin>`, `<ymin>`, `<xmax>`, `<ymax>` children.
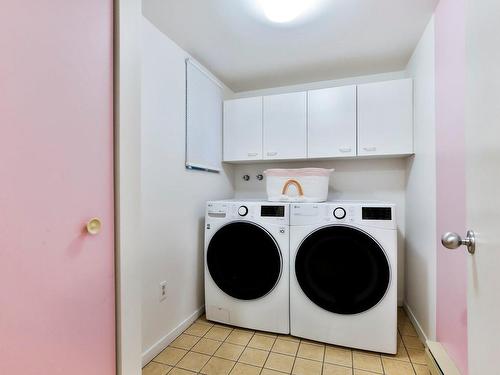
<box><xmin>0</xmin><ymin>1</ymin><xmax>115</xmax><ymax>374</ymax></box>
<box><xmin>435</xmin><ymin>0</ymin><xmax>468</xmax><ymax>373</ymax></box>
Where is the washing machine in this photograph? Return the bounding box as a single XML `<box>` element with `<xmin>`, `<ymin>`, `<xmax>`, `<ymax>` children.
<box><xmin>290</xmin><ymin>201</ymin><xmax>397</xmax><ymax>354</ymax></box>
<box><xmin>204</xmin><ymin>200</ymin><xmax>289</xmax><ymax>334</ymax></box>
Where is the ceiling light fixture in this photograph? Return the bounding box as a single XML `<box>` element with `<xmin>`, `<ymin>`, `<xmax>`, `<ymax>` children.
<box><xmin>258</xmin><ymin>0</ymin><xmax>316</xmax><ymax>23</ymax></box>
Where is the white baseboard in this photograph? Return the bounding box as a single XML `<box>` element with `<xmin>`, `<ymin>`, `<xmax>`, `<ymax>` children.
<box><xmin>403</xmin><ymin>302</ymin><xmax>429</xmax><ymax>344</ymax></box>
<box><xmin>141</xmin><ymin>306</ymin><xmax>205</xmax><ymax>367</ymax></box>
<box><xmin>426</xmin><ymin>341</ymin><xmax>461</xmax><ymax>375</ymax></box>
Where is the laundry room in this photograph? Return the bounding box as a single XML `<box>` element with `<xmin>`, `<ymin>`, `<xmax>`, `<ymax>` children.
<box><xmin>139</xmin><ymin>1</ymin><xmax>459</xmax><ymax>374</ymax></box>
<box><xmin>4</xmin><ymin>0</ymin><xmax>500</xmax><ymax>374</ymax></box>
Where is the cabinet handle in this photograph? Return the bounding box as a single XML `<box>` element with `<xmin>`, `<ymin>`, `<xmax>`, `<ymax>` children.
<box><xmin>267</xmin><ymin>151</ymin><xmax>278</xmax><ymax>156</ymax></box>
<box><xmin>363</xmin><ymin>147</ymin><xmax>377</xmax><ymax>152</ymax></box>
<box><xmin>247</xmin><ymin>152</ymin><xmax>258</xmax><ymax>157</ymax></box>
<box><xmin>339</xmin><ymin>147</ymin><xmax>352</xmax><ymax>153</ymax></box>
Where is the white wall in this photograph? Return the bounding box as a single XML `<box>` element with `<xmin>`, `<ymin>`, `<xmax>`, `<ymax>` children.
<box><xmin>141</xmin><ymin>17</ymin><xmax>235</xmax><ymax>362</ymax></box>
<box><xmin>404</xmin><ymin>17</ymin><xmax>437</xmax><ymax>341</ymax></box>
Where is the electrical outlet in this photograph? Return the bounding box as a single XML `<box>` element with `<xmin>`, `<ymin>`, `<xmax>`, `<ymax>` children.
<box><xmin>159</xmin><ymin>281</ymin><xmax>167</xmax><ymax>302</ymax></box>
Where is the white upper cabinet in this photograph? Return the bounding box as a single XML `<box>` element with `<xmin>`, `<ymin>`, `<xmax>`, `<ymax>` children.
<box><xmin>308</xmin><ymin>86</ymin><xmax>357</xmax><ymax>158</ymax></box>
<box><xmin>357</xmin><ymin>79</ymin><xmax>413</xmax><ymax>156</ymax></box>
<box><xmin>263</xmin><ymin>92</ymin><xmax>307</xmax><ymax>160</ymax></box>
<box><xmin>223</xmin><ymin>97</ymin><xmax>263</xmax><ymax>161</ymax></box>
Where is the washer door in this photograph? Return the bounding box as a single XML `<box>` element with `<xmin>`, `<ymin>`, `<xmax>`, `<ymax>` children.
<box><xmin>295</xmin><ymin>225</ymin><xmax>390</xmax><ymax>315</ymax></box>
<box><xmin>207</xmin><ymin>222</ymin><xmax>282</xmax><ymax>300</ymax></box>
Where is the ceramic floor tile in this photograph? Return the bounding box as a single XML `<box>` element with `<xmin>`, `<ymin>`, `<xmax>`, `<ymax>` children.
<box><xmin>205</xmin><ymin>326</ymin><xmax>232</xmax><ymax>341</ymax></box>
<box><xmin>226</xmin><ymin>329</ymin><xmax>254</xmax><ymax>346</ymax></box>
<box><xmin>184</xmin><ymin>323</ymin><xmax>212</xmax><ymax>337</ymax></box>
<box><xmin>170</xmin><ymin>334</ymin><xmax>200</xmax><ymax>351</ymax></box>
<box><xmin>278</xmin><ymin>334</ymin><xmax>301</xmax><ymax>343</ymax></box>
<box><xmin>196</xmin><ymin>315</ymin><xmax>214</xmax><ymax>326</ymax></box>
<box><xmin>168</xmin><ymin>368</ymin><xmax>196</xmax><ymax>375</ymax></box>
<box><xmin>272</xmin><ymin>338</ymin><xmax>300</xmax><ymax>356</ymax></box>
<box><xmin>214</xmin><ymin>342</ymin><xmax>245</xmax><ymax>361</ymax></box>
<box><xmin>353</xmin><ymin>370</ymin><xmax>380</xmax><ymax>375</ymax></box>
<box><xmin>352</xmin><ymin>352</ymin><xmax>383</xmax><ymax>374</ymax></box>
<box><xmin>322</xmin><ymin>362</ymin><xmax>353</xmax><ymax>375</ymax></box>
<box><xmin>191</xmin><ymin>337</ymin><xmax>222</xmax><ymax>356</ymax></box>
<box><xmin>292</xmin><ymin>357</ymin><xmax>323</xmax><ymax>375</ymax></box>
<box><xmin>154</xmin><ymin>347</ymin><xmax>188</xmax><ymax>366</ymax></box>
<box><xmin>200</xmin><ymin>356</ymin><xmax>235</xmax><ymax>375</ymax></box>
<box><xmin>264</xmin><ymin>352</ymin><xmax>295</xmax><ymax>373</ymax></box>
<box><xmin>261</xmin><ymin>369</ymin><xmax>289</xmax><ymax>375</ymax></box>
<box><xmin>402</xmin><ymin>335</ymin><xmax>424</xmax><ymax>350</ymax></box>
<box><xmin>297</xmin><ymin>342</ymin><xmax>325</xmax><ymax>361</ymax></box>
<box><xmin>239</xmin><ymin>347</ymin><xmax>269</xmax><ymax>367</ymax></box>
<box><xmin>407</xmin><ymin>348</ymin><xmax>426</xmax><ymax>365</ymax></box>
<box><xmin>399</xmin><ymin>323</ymin><xmax>418</xmax><ymax>337</ymax></box>
<box><xmin>229</xmin><ymin>362</ymin><xmax>262</xmax><ymax>375</ymax></box>
<box><xmin>413</xmin><ymin>363</ymin><xmax>431</xmax><ymax>375</ymax></box>
<box><xmin>142</xmin><ymin>361</ymin><xmax>172</xmax><ymax>375</ymax></box>
<box><xmin>247</xmin><ymin>334</ymin><xmax>275</xmax><ymax>351</ymax></box>
<box><xmin>325</xmin><ymin>346</ymin><xmax>353</xmax><ymax>367</ymax></box>
<box><xmin>381</xmin><ymin>358</ymin><xmax>415</xmax><ymax>375</ymax></box>
<box><xmin>176</xmin><ymin>351</ymin><xmax>211</xmax><ymax>372</ymax></box>
<box><xmin>160</xmin><ymin>304</ymin><xmax>426</xmax><ymax>375</ymax></box>
<box><xmin>255</xmin><ymin>331</ymin><xmax>278</xmax><ymax>339</ymax></box>
<box><xmin>382</xmin><ymin>344</ymin><xmax>410</xmax><ymax>362</ymax></box>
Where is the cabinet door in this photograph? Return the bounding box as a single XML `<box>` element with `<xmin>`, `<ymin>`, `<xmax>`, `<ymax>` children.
<box><xmin>223</xmin><ymin>97</ymin><xmax>263</xmax><ymax>161</ymax></box>
<box><xmin>358</xmin><ymin>79</ymin><xmax>413</xmax><ymax>156</ymax></box>
<box><xmin>263</xmin><ymin>92</ymin><xmax>307</xmax><ymax>160</ymax></box>
<box><xmin>308</xmin><ymin>86</ymin><xmax>356</xmax><ymax>158</ymax></box>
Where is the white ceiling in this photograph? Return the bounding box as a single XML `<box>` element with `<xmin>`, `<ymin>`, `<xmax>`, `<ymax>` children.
<box><xmin>143</xmin><ymin>0</ymin><xmax>438</xmax><ymax>92</ymax></box>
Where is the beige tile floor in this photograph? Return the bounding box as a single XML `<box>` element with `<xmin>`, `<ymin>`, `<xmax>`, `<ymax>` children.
<box><xmin>143</xmin><ymin>308</ymin><xmax>429</xmax><ymax>375</ymax></box>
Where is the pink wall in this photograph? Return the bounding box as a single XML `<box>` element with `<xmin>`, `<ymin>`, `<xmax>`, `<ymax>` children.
<box><xmin>0</xmin><ymin>1</ymin><xmax>115</xmax><ymax>374</ymax></box>
<box><xmin>435</xmin><ymin>0</ymin><xmax>468</xmax><ymax>373</ymax></box>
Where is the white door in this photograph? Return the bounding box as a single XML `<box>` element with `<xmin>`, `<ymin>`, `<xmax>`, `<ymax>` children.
<box><xmin>263</xmin><ymin>92</ymin><xmax>307</xmax><ymax>160</ymax></box>
<box><xmin>308</xmin><ymin>86</ymin><xmax>356</xmax><ymax>158</ymax></box>
<box><xmin>440</xmin><ymin>1</ymin><xmax>500</xmax><ymax>373</ymax></box>
<box><xmin>465</xmin><ymin>1</ymin><xmax>500</xmax><ymax>372</ymax></box>
<box><xmin>223</xmin><ymin>97</ymin><xmax>263</xmax><ymax>161</ymax></box>
<box><xmin>357</xmin><ymin>79</ymin><xmax>413</xmax><ymax>156</ymax></box>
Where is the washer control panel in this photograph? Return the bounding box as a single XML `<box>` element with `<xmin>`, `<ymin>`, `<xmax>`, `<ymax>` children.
<box><xmin>290</xmin><ymin>202</ymin><xmax>396</xmax><ymax>229</ymax></box>
<box><xmin>206</xmin><ymin>201</ymin><xmax>289</xmax><ymax>224</ymax></box>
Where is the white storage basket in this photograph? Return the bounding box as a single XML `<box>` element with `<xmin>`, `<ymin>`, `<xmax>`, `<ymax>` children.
<box><xmin>263</xmin><ymin>168</ymin><xmax>333</xmax><ymax>202</ymax></box>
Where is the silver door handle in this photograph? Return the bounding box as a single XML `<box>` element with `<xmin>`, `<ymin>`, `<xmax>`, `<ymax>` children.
<box><xmin>363</xmin><ymin>146</ymin><xmax>377</xmax><ymax>152</ymax></box>
<box><xmin>266</xmin><ymin>151</ymin><xmax>278</xmax><ymax>156</ymax></box>
<box><xmin>247</xmin><ymin>152</ymin><xmax>258</xmax><ymax>157</ymax></box>
<box><xmin>339</xmin><ymin>147</ymin><xmax>352</xmax><ymax>153</ymax></box>
<box><xmin>441</xmin><ymin>230</ymin><xmax>476</xmax><ymax>254</ymax></box>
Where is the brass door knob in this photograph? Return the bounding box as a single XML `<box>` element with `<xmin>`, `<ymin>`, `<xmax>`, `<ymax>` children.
<box><xmin>86</xmin><ymin>218</ymin><xmax>102</xmax><ymax>235</ymax></box>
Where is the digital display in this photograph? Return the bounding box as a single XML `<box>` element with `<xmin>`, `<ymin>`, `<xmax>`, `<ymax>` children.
<box><xmin>362</xmin><ymin>207</ymin><xmax>392</xmax><ymax>220</ymax></box>
<box><xmin>261</xmin><ymin>206</ymin><xmax>285</xmax><ymax>217</ymax></box>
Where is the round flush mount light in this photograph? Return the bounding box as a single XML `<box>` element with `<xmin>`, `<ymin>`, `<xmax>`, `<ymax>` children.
<box><xmin>257</xmin><ymin>0</ymin><xmax>318</xmax><ymax>23</ymax></box>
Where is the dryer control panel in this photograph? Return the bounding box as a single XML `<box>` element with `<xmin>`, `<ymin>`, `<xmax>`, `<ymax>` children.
<box><xmin>290</xmin><ymin>202</ymin><xmax>396</xmax><ymax>230</ymax></box>
<box><xmin>207</xmin><ymin>201</ymin><xmax>289</xmax><ymax>225</ymax></box>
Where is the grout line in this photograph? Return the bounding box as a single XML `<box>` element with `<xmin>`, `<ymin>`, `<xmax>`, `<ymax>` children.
<box><xmin>257</xmin><ymin>333</ymin><xmax>278</xmax><ymax>374</ymax></box>
<box><xmin>320</xmin><ymin>343</ymin><xmax>326</xmax><ymax>375</ymax></box>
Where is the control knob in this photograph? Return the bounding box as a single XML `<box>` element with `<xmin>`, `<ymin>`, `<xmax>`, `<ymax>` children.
<box><xmin>333</xmin><ymin>207</ymin><xmax>346</xmax><ymax>220</ymax></box>
<box><xmin>238</xmin><ymin>206</ymin><xmax>249</xmax><ymax>217</ymax></box>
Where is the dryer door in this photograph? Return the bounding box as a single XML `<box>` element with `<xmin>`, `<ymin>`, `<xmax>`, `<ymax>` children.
<box><xmin>207</xmin><ymin>222</ymin><xmax>282</xmax><ymax>300</ymax></box>
<box><xmin>295</xmin><ymin>225</ymin><xmax>390</xmax><ymax>314</ymax></box>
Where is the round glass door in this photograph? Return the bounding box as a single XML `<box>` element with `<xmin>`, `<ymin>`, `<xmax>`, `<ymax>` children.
<box><xmin>207</xmin><ymin>222</ymin><xmax>282</xmax><ymax>300</ymax></box>
<box><xmin>295</xmin><ymin>225</ymin><xmax>390</xmax><ymax>314</ymax></box>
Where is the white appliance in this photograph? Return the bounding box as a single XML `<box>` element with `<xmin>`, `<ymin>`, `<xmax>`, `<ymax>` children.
<box><xmin>290</xmin><ymin>201</ymin><xmax>397</xmax><ymax>353</ymax></box>
<box><xmin>204</xmin><ymin>200</ymin><xmax>290</xmax><ymax>333</ymax></box>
